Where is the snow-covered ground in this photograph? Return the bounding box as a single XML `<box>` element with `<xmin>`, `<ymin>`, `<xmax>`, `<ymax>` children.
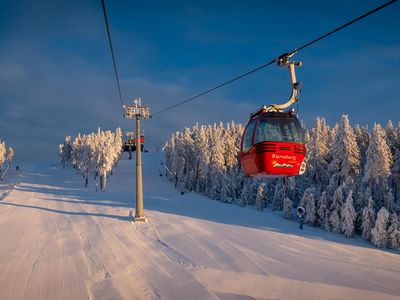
<box><xmin>0</xmin><ymin>167</ymin><xmax>19</xmax><ymax>201</ymax></box>
<box><xmin>0</xmin><ymin>153</ymin><xmax>399</xmax><ymax>300</ymax></box>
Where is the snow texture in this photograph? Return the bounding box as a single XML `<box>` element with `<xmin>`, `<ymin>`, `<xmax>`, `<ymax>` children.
<box><xmin>0</xmin><ymin>152</ymin><xmax>400</xmax><ymax>299</ymax></box>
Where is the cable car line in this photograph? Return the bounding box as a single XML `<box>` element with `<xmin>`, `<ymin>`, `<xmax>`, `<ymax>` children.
<box><xmin>101</xmin><ymin>0</ymin><xmax>124</xmax><ymax>108</ymax></box>
<box><xmin>153</xmin><ymin>59</ymin><xmax>275</xmax><ymax>116</ymax></box>
<box><xmin>290</xmin><ymin>0</ymin><xmax>398</xmax><ymax>55</ymax></box>
<box><xmin>153</xmin><ymin>0</ymin><xmax>398</xmax><ymax>117</ymax></box>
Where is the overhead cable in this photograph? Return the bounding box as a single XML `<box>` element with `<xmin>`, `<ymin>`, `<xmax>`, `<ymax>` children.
<box><xmin>101</xmin><ymin>0</ymin><xmax>124</xmax><ymax>107</ymax></box>
<box><xmin>153</xmin><ymin>0</ymin><xmax>398</xmax><ymax>116</ymax></box>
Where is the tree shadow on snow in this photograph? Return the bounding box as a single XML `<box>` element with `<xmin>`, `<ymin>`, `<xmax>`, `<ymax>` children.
<box><xmin>14</xmin><ymin>181</ymin><xmax>133</xmax><ymax>208</ymax></box>
<box><xmin>0</xmin><ymin>201</ymin><xmax>129</xmax><ymax>221</ymax></box>
<box><xmin>144</xmin><ymin>187</ymin><xmax>399</xmax><ymax>255</ymax></box>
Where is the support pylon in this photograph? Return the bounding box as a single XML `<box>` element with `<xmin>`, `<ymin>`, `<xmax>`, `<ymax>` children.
<box><xmin>123</xmin><ymin>98</ymin><xmax>151</xmax><ymax>222</ymax></box>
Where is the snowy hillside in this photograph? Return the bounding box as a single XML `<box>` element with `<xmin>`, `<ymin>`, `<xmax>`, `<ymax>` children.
<box><xmin>0</xmin><ymin>152</ymin><xmax>399</xmax><ymax>299</ymax></box>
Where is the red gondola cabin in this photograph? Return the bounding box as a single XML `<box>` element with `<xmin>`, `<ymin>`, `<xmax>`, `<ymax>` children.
<box><xmin>240</xmin><ymin>106</ymin><xmax>306</xmax><ymax>177</ymax></box>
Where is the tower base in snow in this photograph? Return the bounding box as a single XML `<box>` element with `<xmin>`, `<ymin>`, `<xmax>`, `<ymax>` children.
<box><xmin>133</xmin><ymin>216</ymin><xmax>148</xmax><ymax>223</ymax></box>
<box><xmin>129</xmin><ymin>211</ymin><xmax>148</xmax><ymax>223</ymax></box>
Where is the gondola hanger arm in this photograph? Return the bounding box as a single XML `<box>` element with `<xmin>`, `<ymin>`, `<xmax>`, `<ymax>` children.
<box><xmin>266</xmin><ymin>52</ymin><xmax>302</xmax><ymax>112</ymax></box>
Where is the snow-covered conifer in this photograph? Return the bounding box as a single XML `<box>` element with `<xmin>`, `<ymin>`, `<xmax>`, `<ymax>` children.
<box><xmin>329</xmin><ymin>186</ymin><xmax>344</xmax><ymax>233</ymax></box>
<box><xmin>328</xmin><ymin>115</ymin><xmax>360</xmax><ymax>186</ymax></box>
<box><xmin>80</xmin><ymin>135</ymin><xmax>93</xmax><ymax>187</ymax></box>
<box><xmin>0</xmin><ymin>141</ymin><xmax>14</xmax><ymax>176</ymax></box>
<box><xmin>272</xmin><ymin>182</ymin><xmax>285</xmax><ymax>211</ymax></box>
<box><xmin>341</xmin><ymin>190</ymin><xmax>356</xmax><ymax>237</ymax></box>
<box><xmin>95</xmin><ymin>130</ymin><xmax>117</xmax><ymax>191</ymax></box>
<box><xmin>163</xmin><ymin>133</ymin><xmax>176</xmax><ymax>181</ymax></box>
<box><xmin>0</xmin><ymin>141</ymin><xmax>6</xmax><ymax>170</ymax></box>
<box><xmin>384</xmin><ymin>189</ymin><xmax>397</xmax><ymax>213</ymax></box>
<box><xmin>318</xmin><ymin>191</ymin><xmax>330</xmax><ymax>230</ymax></box>
<box><xmin>385</xmin><ymin>120</ymin><xmax>399</xmax><ymax>154</ymax></box>
<box><xmin>196</xmin><ymin>125</ymin><xmax>211</xmax><ymax>193</ymax></box>
<box><xmin>303</xmin><ymin>189</ymin><xmax>317</xmax><ymax>225</ymax></box>
<box><xmin>363</xmin><ymin>123</ymin><xmax>393</xmax><ymax>206</ymax></box>
<box><xmin>60</xmin><ymin>136</ymin><xmax>72</xmax><ymax>169</ymax></box>
<box><xmin>114</xmin><ymin>128</ymin><xmax>123</xmax><ymax>162</ymax></box>
<box><xmin>71</xmin><ymin>134</ymin><xmax>83</xmax><ymax>170</ymax></box>
<box><xmin>220</xmin><ymin>172</ymin><xmax>234</xmax><ymax>203</ymax></box>
<box><xmin>171</xmin><ymin>132</ymin><xmax>186</xmax><ymax>190</ymax></box>
<box><xmin>326</xmin><ymin>123</ymin><xmax>337</xmax><ymax>157</ymax></box>
<box><xmin>300</xmin><ymin>187</ymin><xmax>314</xmax><ymax>207</ymax></box>
<box><xmin>391</xmin><ymin>148</ymin><xmax>400</xmax><ymax>203</ymax></box>
<box><xmin>255</xmin><ymin>182</ymin><xmax>266</xmax><ymax>211</ymax></box>
<box><xmin>181</xmin><ymin>127</ymin><xmax>196</xmax><ymax>191</ymax></box>
<box><xmin>224</xmin><ymin>122</ymin><xmax>240</xmax><ymax>169</ymax></box>
<box><xmin>354</xmin><ymin>124</ymin><xmax>370</xmax><ymax>173</ymax></box>
<box><xmin>240</xmin><ymin>178</ymin><xmax>252</xmax><ymax>206</ymax></box>
<box><xmin>307</xmin><ymin>118</ymin><xmax>330</xmax><ymax>187</ymax></box>
<box><xmin>325</xmin><ymin>174</ymin><xmax>339</xmax><ymax>203</ymax></box>
<box><xmin>7</xmin><ymin>147</ymin><xmax>14</xmax><ymax>162</ymax></box>
<box><xmin>283</xmin><ymin>197</ymin><xmax>293</xmax><ymax>219</ymax></box>
<box><xmin>371</xmin><ymin>207</ymin><xmax>389</xmax><ymax>248</ymax></box>
<box><xmin>387</xmin><ymin>213</ymin><xmax>400</xmax><ymax>249</ymax></box>
<box><xmin>361</xmin><ymin>196</ymin><xmax>375</xmax><ymax>241</ymax></box>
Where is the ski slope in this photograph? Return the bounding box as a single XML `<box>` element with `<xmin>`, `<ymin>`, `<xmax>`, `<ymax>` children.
<box><xmin>0</xmin><ymin>152</ymin><xmax>399</xmax><ymax>300</ymax></box>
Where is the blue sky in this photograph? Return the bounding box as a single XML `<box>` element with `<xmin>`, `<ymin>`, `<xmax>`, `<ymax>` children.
<box><xmin>0</xmin><ymin>0</ymin><xmax>399</xmax><ymax>162</ymax></box>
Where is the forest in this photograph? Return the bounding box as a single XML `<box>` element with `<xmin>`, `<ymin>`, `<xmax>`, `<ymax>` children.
<box><xmin>58</xmin><ymin>128</ymin><xmax>123</xmax><ymax>191</ymax></box>
<box><xmin>163</xmin><ymin>115</ymin><xmax>400</xmax><ymax>249</ymax></box>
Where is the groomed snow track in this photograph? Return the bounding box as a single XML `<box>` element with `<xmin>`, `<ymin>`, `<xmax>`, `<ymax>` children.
<box><xmin>0</xmin><ymin>153</ymin><xmax>399</xmax><ymax>300</ymax></box>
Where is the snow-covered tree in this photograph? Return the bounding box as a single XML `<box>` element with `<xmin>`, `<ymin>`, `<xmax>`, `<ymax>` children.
<box><xmin>272</xmin><ymin>181</ymin><xmax>285</xmax><ymax>211</ymax></box>
<box><xmin>384</xmin><ymin>189</ymin><xmax>397</xmax><ymax>213</ymax></box>
<box><xmin>255</xmin><ymin>182</ymin><xmax>266</xmax><ymax>211</ymax></box>
<box><xmin>371</xmin><ymin>207</ymin><xmax>389</xmax><ymax>248</ymax></box>
<box><xmin>354</xmin><ymin>124</ymin><xmax>370</xmax><ymax>174</ymax></box>
<box><xmin>328</xmin><ymin>115</ymin><xmax>360</xmax><ymax>186</ymax></box>
<box><xmin>361</xmin><ymin>196</ymin><xmax>375</xmax><ymax>242</ymax></box>
<box><xmin>326</xmin><ymin>123</ymin><xmax>337</xmax><ymax>158</ymax></box>
<box><xmin>299</xmin><ymin>187</ymin><xmax>316</xmax><ymax>225</ymax></box>
<box><xmin>0</xmin><ymin>141</ymin><xmax>6</xmax><ymax>170</ymax></box>
<box><xmin>163</xmin><ymin>133</ymin><xmax>177</xmax><ymax>182</ymax></box>
<box><xmin>303</xmin><ymin>189</ymin><xmax>317</xmax><ymax>225</ymax></box>
<box><xmin>95</xmin><ymin>130</ymin><xmax>119</xmax><ymax>191</ymax></box>
<box><xmin>341</xmin><ymin>190</ymin><xmax>356</xmax><ymax>237</ymax></box>
<box><xmin>387</xmin><ymin>213</ymin><xmax>400</xmax><ymax>249</ymax></box>
<box><xmin>329</xmin><ymin>186</ymin><xmax>344</xmax><ymax>233</ymax></box>
<box><xmin>385</xmin><ymin>120</ymin><xmax>399</xmax><ymax>154</ymax></box>
<box><xmin>363</xmin><ymin>123</ymin><xmax>393</xmax><ymax>206</ymax></box>
<box><xmin>171</xmin><ymin>131</ymin><xmax>186</xmax><ymax>191</ymax></box>
<box><xmin>195</xmin><ymin>125</ymin><xmax>211</xmax><ymax>193</ymax></box>
<box><xmin>79</xmin><ymin>135</ymin><xmax>94</xmax><ymax>187</ymax></box>
<box><xmin>7</xmin><ymin>147</ymin><xmax>14</xmax><ymax>162</ymax></box>
<box><xmin>307</xmin><ymin>117</ymin><xmax>330</xmax><ymax>187</ymax></box>
<box><xmin>59</xmin><ymin>136</ymin><xmax>72</xmax><ymax>169</ymax></box>
<box><xmin>0</xmin><ymin>141</ymin><xmax>14</xmax><ymax>176</ymax></box>
<box><xmin>220</xmin><ymin>171</ymin><xmax>235</xmax><ymax>203</ymax></box>
<box><xmin>224</xmin><ymin>122</ymin><xmax>241</xmax><ymax>169</ymax></box>
<box><xmin>239</xmin><ymin>178</ymin><xmax>252</xmax><ymax>206</ymax></box>
<box><xmin>114</xmin><ymin>128</ymin><xmax>123</xmax><ymax>163</ymax></box>
<box><xmin>391</xmin><ymin>149</ymin><xmax>400</xmax><ymax>203</ymax></box>
<box><xmin>325</xmin><ymin>174</ymin><xmax>339</xmax><ymax>203</ymax></box>
<box><xmin>71</xmin><ymin>134</ymin><xmax>83</xmax><ymax>170</ymax></box>
<box><xmin>283</xmin><ymin>197</ymin><xmax>293</xmax><ymax>219</ymax></box>
<box><xmin>318</xmin><ymin>191</ymin><xmax>330</xmax><ymax>230</ymax></box>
